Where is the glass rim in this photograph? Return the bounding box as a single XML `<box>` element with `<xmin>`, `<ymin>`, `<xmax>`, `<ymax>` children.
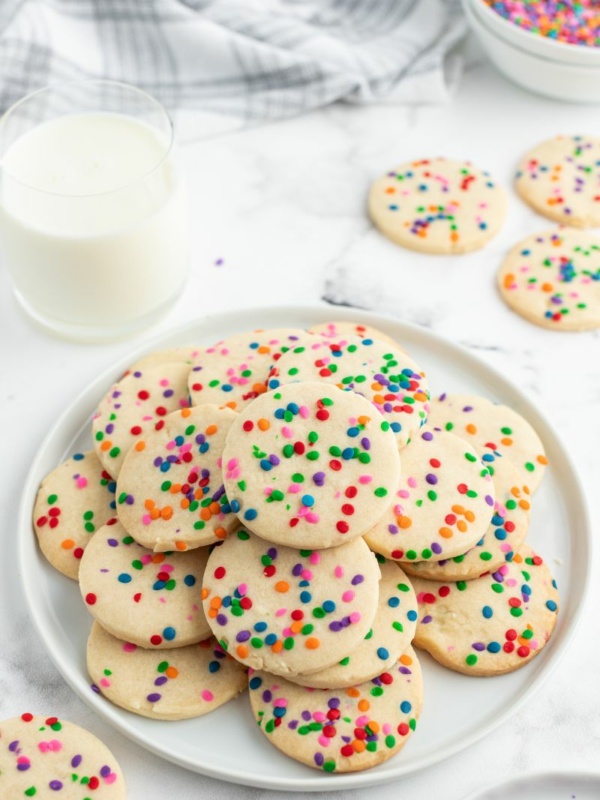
<box><xmin>0</xmin><ymin>79</ymin><xmax>175</xmax><ymax>198</ymax></box>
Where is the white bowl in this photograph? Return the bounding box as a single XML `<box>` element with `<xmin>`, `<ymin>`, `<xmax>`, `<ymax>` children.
<box><xmin>463</xmin><ymin>0</ymin><xmax>600</xmax><ymax>103</ymax></box>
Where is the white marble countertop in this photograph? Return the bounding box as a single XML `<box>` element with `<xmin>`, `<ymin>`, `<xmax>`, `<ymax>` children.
<box><xmin>1</xmin><ymin>41</ymin><xmax>599</xmax><ymax>800</ymax></box>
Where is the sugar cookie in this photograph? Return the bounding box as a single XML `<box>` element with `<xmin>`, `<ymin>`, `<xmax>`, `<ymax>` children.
<box><xmin>202</xmin><ymin>529</ymin><xmax>380</xmax><ymax>677</ymax></box>
<box><xmin>369</xmin><ymin>157</ymin><xmax>507</xmax><ymax>254</ymax></box>
<box><xmin>248</xmin><ymin>648</ymin><xmax>422</xmax><ymax>772</ymax></box>
<box><xmin>222</xmin><ymin>382</ymin><xmax>401</xmax><ymax>548</ymax></box>
<box><xmin>412</xmin><ymin>544</ymin><xmax>559</xmax><ymax>676</ymax></box>
<box><xmin>267</xmin><ymin>336</ymin><xmax>429</xmax><ymax>448</ymax></box>
<box><xmin>116</xmin><ymin>405</ymin><xmax>238</xmax><ymax>552</ymax></box>
<box><xmin>364</xmin><ymin>426</ymin><xmax>495</xmax><ymax>563</ymax></box>
<box><xmin>188</xmin><ymin>329</ymin><xmax>314</xmax><ymax>412</ymax></box>
<box><xmin>87</xmin><ymin>622</ymin><xmax>246</xmax><ymax>720</ymax></box>
<box><xmin>498</xmin><ymin>228</ymin><xmax>600</xmax><ymax>331</ymax></box>
<box><xmin>287</xmin><ymin>559</ymin><xmax>417</xmax><ymax>689</ymax></box>
<box><xmin>0</xmin><ymin>712</ymin><xmax>126</xmax><ymax>798</ymax></box>
<box><xmin>33</xmin><ymin>450</ymin><xmax>116</xmax><ymax>580</ymax></box>
<box><xmin>515</xmin><ymin>135</ymin><xmax>600</xmax><ymax>227</ymax></box>
<box><xmin>92</xmin><ymin>363</ymin><xmax>191</xmax><ymax>478</ymax></box>
<box><xmin>79</xmin><ymin>520</ymin><xmax>210</xmax><ymax>648</ymax></box>
<box><xmin>403</xmin><ymin>456</ymin><xmax>530</xmax><ymax>581</ymax></box>
<box><xmin>427</xmin><ymin>393</ymin><xmax>548</xmax><ymax>491</ymax></box>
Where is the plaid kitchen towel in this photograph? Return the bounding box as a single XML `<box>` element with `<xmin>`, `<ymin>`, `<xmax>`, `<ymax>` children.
<box><xmin>0</xmin><ymin>0</ymin><xmax>466</xmax><ymax>136</ymax></box>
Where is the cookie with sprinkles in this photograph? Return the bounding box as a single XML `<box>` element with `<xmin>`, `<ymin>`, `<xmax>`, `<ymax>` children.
<box><xmin>202</xmin><ymin>529</ymin><xmax>380</xmax><ymax>677</ymax></box>
<box><xmin>286</xmin><ymin>559</ymin><xmax>417</xmax><ymax>689</ymax></box>
<box><xmin>92</xmin><ymin>363</ymin><xmax>191</xmax><ymax>478</ymax></box>
<box><xmin>412</xmin><ymin>544</ymin><xmax>559</xmax><ymax>676</ymax></box>
<box><xmin>498</xmin><ymin>228</ymin><xmax>600</xmax><ymax>331</ymax></box>
<box><xmin>403</xmin><ymin>457</ymin><xmax>531</xmax><ymax>581</ymax></box>
<box><xmin>87</xmin><ymin>622</ymin><xmax>247</xmax><ymax>720</ymax></box>
<box><xmin>248</xmin><ymin>647</ymin><xmax>423</xmax><ymax>772</ymax></box>
<box><xmin>515</xmin><ymin>135</ymin><xmax>600</xmax><ymax>227</ymax></box>
<box><xmin>222</xmin><ymin>382</ymin><xmax>400</xmax><ymax>548</ymax></box>
<box><xmin>188</xmin><ymin>328</ymin><xmax>315</xmax><ymax>412</ymax></box>
<box><xmin>116</xmin><ymin>405</ymin><xmax>238</xmax><ymax>552</ymax></box>
<box><xmin>268</xmin><ymin>337</ymin><xmax>429</xmax><ymax>448</ymax></box>
<box><xmin>0</xmin><ymin>712</ymin><xmax>126</xmax><ymax>798</ymax></box>
<box><xmin>427</xmin><ymin>393</ymin><xmax>548</xmax><ymax>491</ymax></box>
<box><xmin>368</xmin><ymin>157</ymin><xmax>507</xmax><ymax>254</ymax></box>
<box><xmin>308</xmin><ymin>321</ymin><xmax>403</xmax><ymax>350</ymax></box>
<box><xmin>33</xmin><ymin>450</ymin><xmax>116</xmax><ymax>580</ymax></box>
<box><xmin>127</xmin><ymin>346</ymin><xmax>204</xmax><ymax>373</ymax></box>
<box><xmin>364</xmin><ymin>426</ymin><xmax>495</xmax><ymax>564</ymax></box>
<box><xmin>79</xmin><ymin>520</ymin><xmax>211</xmax><ymax>648</ymax></box>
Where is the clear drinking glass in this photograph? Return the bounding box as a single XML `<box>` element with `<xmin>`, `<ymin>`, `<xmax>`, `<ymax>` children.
<box><xmin>0</xmin><ymin>80</ymin><xmax>189</xmax><ymax>341</ymax></box>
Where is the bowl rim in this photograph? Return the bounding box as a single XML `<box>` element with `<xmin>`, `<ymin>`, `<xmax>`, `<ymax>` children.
<box><xmin>466</xmin><ymin>0</ymin><xmax>600</xmax><ymax>63</ymax></box>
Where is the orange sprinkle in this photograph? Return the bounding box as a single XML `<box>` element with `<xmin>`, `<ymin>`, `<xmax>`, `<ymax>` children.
<box><xmin>541</xmin><ymin>282</ymin><xmax>554</xmax><ymax>292</ymax></box>
<box><xmin>275</xmin><ymin>581</ymin><xmax>290</xmax><ymax>593</ymax></box>
<box><xmin>501</xmin><ymin>437</ymin><xmax>513</xmax><ymax>447</ymax></box>
<box><xmin>161</xmin><ymin>507</ymin><xmax>173</xmax><ymax>520</ymax></box>
<box><xmin>165</xmin><ymin>666</ymin><xmax>179</xmax><ymax>678</ymax></box>
<box><xmin>451</xmin><ymin>504</ymin><xmax>465</xmax><ymax>515</ymax></box>
<box><xmin>100</xmin><ymin>441</ymin><xmax>111</xmax><ymax>452</ymax></box>
<box><xmin>503</xmin><ymin>272</ymin><xmax>516</xmax><ymax>289</ymax></box>
<box><xmin>175</xmin><ymin>541</ymin><xmax>188</xmax><ymax>551</ymax></box>
<box><xmin>352</xmin><ymin>740</ymin><xmax>366</xmax><ymax>753</ymax></box>
<box><xmin>385</xmin><ymin>187</ymin><xmax>396</xmax><ymax>194</ymax></box>
<box><xmin>466</xmin><ymin>423</ymin><xmax>477</xmax><ymax>435</ymax></box>
<box><xmin>450</xmin><ymin>231</ymin><xmax>459</xmax><ymax>242</ymax></box>
<box><xmin>464</xmin><ymin>510</ymin><xmax>475</xmax><ymax>523</ymax></box>
<box><xmin>290</xmin><ymin>621</ymin><xmax>303</xmax><ymax>634</ymax></box>
<box><xmin>201</xmin><ymin>587</ymin><xmax>209</xmax><ymax>600</ymax></box>
<box><xmin>400</xmin><ymin>653</ymin><xmax>413</xmax><ymax>666</ymax></box>
<box><xmin>257</xmin><ymin>345</ymin><xmax>270</xmax><ymax>354</ymax></box>
<box><xmin>398</xmin><ymin>516</ymin><xmax>412</xmax><ymax>529</ymax></box>
<box><xmin>254</xmin><ymin>384</ymin><xmax>268</xmax><ymax>396</ymax></box>
<box><xmin>513</xmin><ymin>553</ymin><xmax>523</xmax><ymax>564</ymax></box>
<box><xmin>537</xmin><ymin>455</ymin><xmax>548</xmax><ymax>465</ymax></box>
<box><xmin>271</xmin><ymin>640</ymin><xmax>283</xmax><ymax>653</ymax></box>
<box><xmin>150</xmin><ymin>509</ymin><xmax>160</xmax><ymax>520</ymax></box>
<box><xmin>257</xmin><ymin>418</ymin><xmax>270</xmax><ymax>431</ymax></box>
<box><xmin>180</xmin><ymin>499</ymin><xmax>190</xmax><ymax>510</ymax></box>
<box><xmin>210</xmin><ymin>597</ymin><xmax>222</xmax><ymax>609</ymax></box>
<box><xmin>237</xmin><ymin>645</ymin><xmax>248</xmax><ymax>659</ymax></box>
<box><xmin>135</xmin><ymin>441</ymin><xmax>146</xmax><ymax>452</ymax></box>
<box><xmin>357</xmin><ymin>699</ymin><xmax>370</xmax><ymax>712</ymax></box>
<box><xmin>225</xmin><ymin>401</ymin><xmax>238</xmax><ymax>410</ymax></box>
<box><xmin>368</xmin><ymin>721</ymin><xmax>380</xmax><ymax>734</ymax></box>
<box><xmin>152</xmin><ymin>553</ymin><xmax>165</xmax><ymax>563</ymax></box>
<box><xmin>209</xmin><ymin>501</ymin><xmax>221</xmax><ymax>514</ymax></box>
<box><xmin>181</xmin><ymin>407</ymin><xmax>192</xmax><ymax>418</ymax></box>
<box><xmin>206</xmin><ymin>424</ymin><xmax>218</xmax><ymax>436</ymax></box>
<box><xmin>305</xmin><ymin>637</ymin><xmax>320</xmax><ymax>650</ymax></box>
<box><xmin>215</xmin><ymin>527</ymin><xmax>227</xmax><ymax>540</ymax></box>
<box><xmin>414</xmin><ymin>391</ymin><xmax>428</xmax><ymax>402</ymax></box>
<box><xmin>61</xmin><ymin>539</ymin><xmax>75</xmax><ymax>550</ymax></box>
<box><xmin>144</xmin><ymin>499</ymin><xmax>155</xmax><ymax>510</ymax></box>
<box><xmin>357</xmin><ymin>415</ymin><xmax>371</xmax><ymax>426</ymax></box>
<box><xmin>200</xmin><ymin>508</ymin><xmax>211</xmax><ymax>521</ymax></box>
<box><xmin>457</xmin><ymin>520</ymin><xmax>467</xmax><ymax>533</ymax></box>
<box><xmin>439</xmin><ymin>526</ymin><xmax>453</xmax><ymax>539</ymax></box>
<box><xmin>346</xmin><ymin>688</ymin><xmax>360</xmax><ymax>698</ymax></box>
<box><xmin>519</xmin><ymin>500</ymin><xmax>531</xmax><ymax>511</ymax></box>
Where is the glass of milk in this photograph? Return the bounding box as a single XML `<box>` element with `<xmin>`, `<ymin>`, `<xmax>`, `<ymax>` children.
<box><xmin>0</xmin><ymin>80</ymin><xmax>189</xmax><ymax>341</ymax></box>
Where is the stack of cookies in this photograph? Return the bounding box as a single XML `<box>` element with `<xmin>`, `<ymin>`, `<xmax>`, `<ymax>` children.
<box><xmin>33</xmin><ymin>320</ymin><xmax>559</xmax><ymax>775</ymax></box>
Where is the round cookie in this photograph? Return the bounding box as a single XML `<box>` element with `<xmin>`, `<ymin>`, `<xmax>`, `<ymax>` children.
<box><xmin>248</xmin><ymin>648</ymin><xmax>422</xmax><ymax>773</ymax></box>
<box><xmin>79</xmin><ymin>520</ymin><xmax>211</xmax><ymax>648</ymax></box>
<box><xmin>287</xmin><ymin>559</ymin><xmax>417</xmax><ymax>689</ymax></box>
<box><xmin>92</xmin><ymin>363</ymin><xmax>191</xmax><ymax>478</ymax></box>
<box><xmin>515</xmin><ymin>135</ymin><xmax>600</xmax><ymax>227</ymax></box>
<box><xmin>498</xmin><ymin>228</ymin><xmax>600</xmax><ymax>331</ymax></box>
<box><xmin>412</xmin><ymin>544</ymin><xmax>559</xmax><ymax>676</ymax></box>
<box><xmin>267</xmin><ymin>336</ymin><xmax>429</xmax><ymax>448</ymax></box>
<box><xmin>33</xmin><ymin>450</ymin><xmax>116</xmax><ymax>580</ymax></box>
<box><xmin>403</xmin><ymin>456</ymin><xmax>531</xmax><ymax>582</ymax></box>
<box><xmin>127</xmin><ymin>346</ymin><xmax>204</xmax><ymax>373</ymax></box>
<box><xmin>308</xmin><ymin>321</ymin><xmax>402</xmax><ymax>349</ymax></box>
<box><xmin>202</xmin><ymin>529</ymin><xmax>381</xmax><ymax>677</ymax></box>
<box><xmin>188</xmin><ymin>329</ymin><xmax>315</xmax><ymax>412</ymax></box>
<box><xmin>87</xmin><ymin>622</ymin><xmax>247</xmax><ymax>720</ymax></box>
<box><xmin>364</xmin><ymin>426</ymin><xmax>495</xmax><ymax>563</ymax></box>
<box><xmin>427</xmin><ymin>392</ymin><xmax>548</xmax><ymax>491</ymax></box>
<box><xmin>368</xmin><ymin>157</ymin><xmax>507</xmax><ymax>254</ymax></box>
<box><xmin>222</xmin><ymin>382</ymin><xmax>401</xmax><ymax>548</ymax></box>
<box><xmin>116</xmin><ymin>405</ymin><xmax>239</xmax><ymax>552</ymax></box>
<box><xmin>0</xmin><ymin>712</ymin><xmax>126</xmax><ymax>798</ymax></box>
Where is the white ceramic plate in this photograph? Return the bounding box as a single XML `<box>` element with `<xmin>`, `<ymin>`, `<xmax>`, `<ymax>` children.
<box><xmin>464</xmin><ymin>771</ymin><xmax>600</xmax><ymax>800</ymax></box>
<box><xmin>18</xmin><ymin>306</ymin><xmax>591</xmax><ymax>792</ymax></box>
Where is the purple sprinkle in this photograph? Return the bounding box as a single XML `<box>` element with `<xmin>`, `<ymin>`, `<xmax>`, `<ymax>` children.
<box><xmin>313</xmin><ymin>471</ymin><xmax>326</xmax><ymax>486</ymax></box>
<box><xmin>215</xmin><ymin>258</ymin><xmax>224</xmax><ymax>266</ymax></box>
<box><xmin>288</xmin><ymin>720</ymin><xmax>298</xmax><ymax>730</ymax></box>
<box><xmin>329</xmin><ymin>621</ymin><xmax>342</xmax><ymax>632</ymax></box>
<box><xmin>399</xmin><ymin>666</ymin><xmax>412</xmax><ymax>675</ymax></box>
<box><xmin>351</xmin><ymin>574</ymin><xmax>364</xmax><ymax>586</ymax></box>
<box><xmin>301</xmin><ymin>710</ymin><xmax>312</xmax><ymax>721</ymax></box>
<box><xmin>153</xmin><ymin>457</ymin><xmax>163</xmax><ymax>467</ymax></box>
<box><xmin>422</xmin><ymin>615</ymin><xmax>433</xmax><ymax>624</ymax></box>
<box><xmin>425</xmin><ymin>473</ymin><xmax>438</xmax><ymax>485</ymax></box>
<box><xmin>439</xmin><ymin>392</ymin><xmax>447</xmax><ymax>401</ymax></box>
<box><xmin>49</xmin><ymin>780</ymin><xmax>63</xmax><ymax>790</ymax></box>
<box><xmin>8</xmin><ymin>740</ymin><xmax>19</xmax><ymax>752</ymax></box>
<box><xmin>314</xmin><ymin>753</ymin><xmax>324</xmax><ymax>766</ymax></box>
<box><xmin>341</xmin><ymin>735</ymin><xmax>352</xmax><ymax>744</ymax></box>
<box><xmin>126</xmin><ymin>495</ymin><xmax>134</xmax><ymax>505</ymax></box>
<box><xmin>269</xmin><ymin>454</ymin><xmax>280</xmax><ymax>466</ymax></box>
<box><xmin>383</xmin><ymin>402</ymin><xmax>393</xmax><ymax>412</ymax></box>
<box><xmin>492</xmin><ymin>571</ymin><xmax>504</xmax><ymax>582</ymax></box>
<box><xmin>17</xmin><ymin>763</ymin><xmax>30</xmax><ymax>771</ymax></box>
<box><xmin>361</xmin><ymin>437</ymin><xmax>371</xmax><ymax>450</ymax></box>
<box><xmin>91</xmin><ymin>684</ymin><xmax>100</xmax><ymax>694</ymax></box>
<box><xmin>291</xmin><ymin>563</ymin><xmax>303</xmax><ymax>576</ymax></box>
<box><xmin>431</xmin><ymin>543</ymin><xmax>443</xmax><ymax>554</ymax></box>
<box><xmin>421</xmin><ymin>431</ymin><xmax>433</xmax><ymax>441</ymax></box>
<box><xmin>163</xmin><ymin>388</ymin><xmax>174</xmax><ymax>398</ymax></box>
<box><xmin>147</xmin><ymin>693</ymin><xmax>162</xmax><ymax>702</ymax></box>
<box><xmin>107</xmin><ymin>538</ymin><xmax>118</xmax><ymax>547</ymax></box>
<box><xmin>262</xmin><ymin>690</ymin><xmax>272</xmax><ymax>703</ymax></box>
<box><xmin>341</xmin><ymin>616</ymin><xmax>351</xmax><ymax>628</ymax></box>
<box><xmin>472</xmin><ymin>642</ymin><xmax>486</xmax><ymax>652</ymax></box>
<box><xmin>71</xmin><ymin>754</ymin><xmax>82</xmax><ymax>768</ymax></box>
<box><xmin>100</xmin><ymin>765</ymin><xmax>111</xmax><ymax>777</ymax></box>
<box><xmin>236</xmin><ymin>630</ymin><xmax>251</xmax><ymax>642</ymax></box>
<box><xmin>155</xmin><ymin>676</ymin><xmax>168</xmax><ymax>686</ymax></box>
<box><xmin>216</xmin><ymin>614</ymin><xmax>228</xmax><ymax>626</ymax></box>
<box><xmin>388</xmin><ymin>524</ymin><xmax>399</xmax><ymax>535</ymax></box>
<box><xmin>485</xmin><ymin>494</ymin><xmax>494</xmax><ymax>506</ymax></box>
<box><xmin>328</xmin><ymin>698</ymin><xmax>340</xmax><ymax>709</ymax></box>
<box><xmin>267</xmin><ymin>547</ymin><xmax>278</xmax><ymax>559</ymax></box>
<box><xmin>106</xmin><ymin>423</ymin><xmax>114</xmax><ymax>434</ymax></box>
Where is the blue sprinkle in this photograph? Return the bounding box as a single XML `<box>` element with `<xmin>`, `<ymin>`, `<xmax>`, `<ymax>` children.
<box><xmin>322</xmin><ymin>600</ymin><xmax>336</xmax><ymax>613</ymax></box>
<box><xmin>407</xmin><ymin>609</ymin><xmax>417</xmax><ymax>622</ymax></box>
<box><xmin>249</xmin><ymin>676</ymin><xmax>262</xmax><ymax>690</ymax></box>
<box><xmin>265</xmin><ymin>633</ymin><xmax>277</xmax><ymax>645</ymax></box>
<box><xmin>118</xmin><ymin>573</ymin><xmax>132</xmax><ymax>583</ymax></box>
<box><xmin>184</xmin><ymin>575</ymin><xmax>196</xmax><ymax>587</ymax></box>
<box><xmin>546</xmin><ymin>599</ymin><xmax>557</xmax><ymax>611</ymax></box>
<box><xmin>163</xmin><ymin>626</ymin><xmax>176</xmax><ymax>641</ymax></box>
<box><xmin>208</xmin><ymin>661</ymin><xmax>221</xmax><ymax>673</ymax></box>
<box><xmin>254</xmin><ymin>621</ymin><xmax>268</xmax><ymax>632</ymax></box>
<box><xmin>300</xmin><ymin>591</ymin><xmax>312</xmax><ymax>603</ymax></box>
<box><xmin>377</xmin><ymin>647</ymin><xmax>389</xmax><ymax>660</ymax></box>
<box><xmin>301</xmin><ymin>494</ymin><xmax>315</xmax><ymax>507</ymax></box>
<box><xmin>388</xmin><ymin>597</ymin><xmax>400</xmax><ymax>608</ymax></box>
<box><xmin>482</xmin><ymin>605</ymin><xmax>493</xmax><ymax>619</ymax></box>
<box><xmin>244</xmin><ymin>508</ymin><xmax>258</xmax><ymax>521</ymax></box>
<box><xmin>487</xmin><ymin>641</ymin><xmax>501</xmax><ymax>653</ymax></box>
<box><xmin>400</xmin><ymin>701</ymin><xmax>412</xmax><ymax>713</ymax></box>
<box><xmin>259</xmin><ymin>459</ymin><xmax>273</xmax><ymax>472</ymax></box>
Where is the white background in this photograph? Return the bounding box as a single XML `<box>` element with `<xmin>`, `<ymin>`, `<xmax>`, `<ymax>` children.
<box><xmin>1</xmin><ymin>39</ymin><xmax>599</xmax><ymax>799</ymax></box>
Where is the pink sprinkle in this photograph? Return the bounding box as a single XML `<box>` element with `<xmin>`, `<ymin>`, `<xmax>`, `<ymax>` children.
<box><xmin>162</xmin><ymin>564</ymin><xmax>174</xmax><ymax>573</ymax></box>
<box><xmin>358</xmin><ymin>475</ymin><xmax>373</xmax><ymax>484</ymax></box>
<box><xmin>238</xmin><ymin>583</ymin><xmax>248</xmax><ymax>595</ymax></box>
<box><xmin>227</xmin><ymin>458</ymin><xmax>239</xmax><ymax>470</ymax></box>
<box><xmin>342</xmin><ymin>590</ymin><xmax>355</xmax><ymax>603</ymax></box>
<box><xmin>275</xmin><ymin>608</ymin><xmax>287</xmax><ymax>617</ymax></box>
<box><xmin>141</xmin><ymin>554</ymin><xmax>152</xmax><ymax>565</ymax></box>
<box><xmin>282</xmin><ymin>426</ymin><xmax>293</xmax><ymax>439</ymax></box>
<box><xmin>142</xmin><ymin>514</ymin><xmax>152</xmax><ymax>525</ymax></box>
<box><xmin>38</xmin><ymin>740</ymin><xmax>62</xmax><ymax>753</ymax></box>
<box><xmin>318</xmin><ymin>735</ymin><xmax>330</xmax><ymax>747</ymax></box>
<box><xmin>349</xmin><ymin>611</ymin><xmax>361</xmax><ymax>623</ymax></box>
<box><xmin>123</xmin><ymin>642</ymin><xmax>137</xmax><ymax>652</ymax></box>
<box><xmin>313</xmin><ymin>711</ymin><xmax>326</xmax><ymax>722</ymax></box>
<box><xmin>407</xmin><ymin>477</ymin><xmax>417</xmax><ymax>488</ymax></box>
<box><xmin>334</xmin><ymin>565</ymin><xmax>344</xmax><ymax>578</ymax></box>
<box><xmin>273</xmin><ymin>698</ymin><xmax>288</xmax><ymax>708</ymax></box>
<box><xmin>383</xmin><ymin>723</ymin><xmax>392</xmax><ymax>734</ymax></box>
<box><xmin>505</xmin><ymin>578</ymin><xmax>518</xmax><ymax>587</ymax></box>
<box><xmin>299</xmin><ymin>405</ymin><xmax>310</xmax><ymax>419</ymax></box>
<box><xmin>159</xmin><ymin>379</ymin><xmax>169</xmax><ymax>386</ymax></box>
<box><xmin>282</xmin><ymin>627</ymin><xmax>293</xmax><ymax>637</ymax></box>
<box><xmin>76</xmin><ymin>476</ymin><xmax>88</xmax><ymax>489</ymax></box>
<box><xmin>356</xmin><ymin>715</ymin><xmax>369</xmax><ymax>727</ymax></box>
<box><xmin>100</xmin><ymin>678</ymin><xmax>111</xmax><ymax>688</ymax></box>
<box><xmin>499</xmin><ymin>564</ymin><xmax>509</xmax><ymax>575</ymax></box>
<box><xmin>301</xmin><ymin>569</ymin><xmax>313</xmax><ymax>581</ymax></box>
<box><xmin>398</xmin><ymin>490</ymin><xmax>410</xmax><ymax>499</ymax></box>
<box><xmin>288</xmin><ymin>484</ymin><xmax>301</xmax><ymax>494</ymax></box>
<box><xmin>500</xmin><ymin>543</ymin><xmax>512</xmax><ymax>553</ymax></box>
<box><xmin>104</xmin><ymin>774</ymin><xmax>118</xmax><ymax>785</ymax></box>
<box><xmin>309</xmin><ymin>552</ymin><xmax>320</xmax><ymax>565</ymax></box>
<box><xmin>166</xmin><ymin>440</ymin><xmax>176</xmax><ymax>451</ymax></box>
<box><xmin>264</xmin><ymin>487</ymin><xmax>273</xmax><ymax>496</ymax></box>
<box><xmin>305</xmin><ymin>512</ymin><xmax>319</xmax><ymax>524</ymax></box>
<box><xmin>201</xmin><ymin>690</ymin><xmax>214</xmax><ymax>702</ymax></box>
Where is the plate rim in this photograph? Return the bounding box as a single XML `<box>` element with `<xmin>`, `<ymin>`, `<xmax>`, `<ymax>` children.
<box><xmin>462</xmin><ymin>768</ymin><xmax>600</xmax><ymax>800</ymax></box>
<box><xmin>17</xmin><ymin>303</ymin><xmax>593</xmax><ymax>791</ymax></box>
